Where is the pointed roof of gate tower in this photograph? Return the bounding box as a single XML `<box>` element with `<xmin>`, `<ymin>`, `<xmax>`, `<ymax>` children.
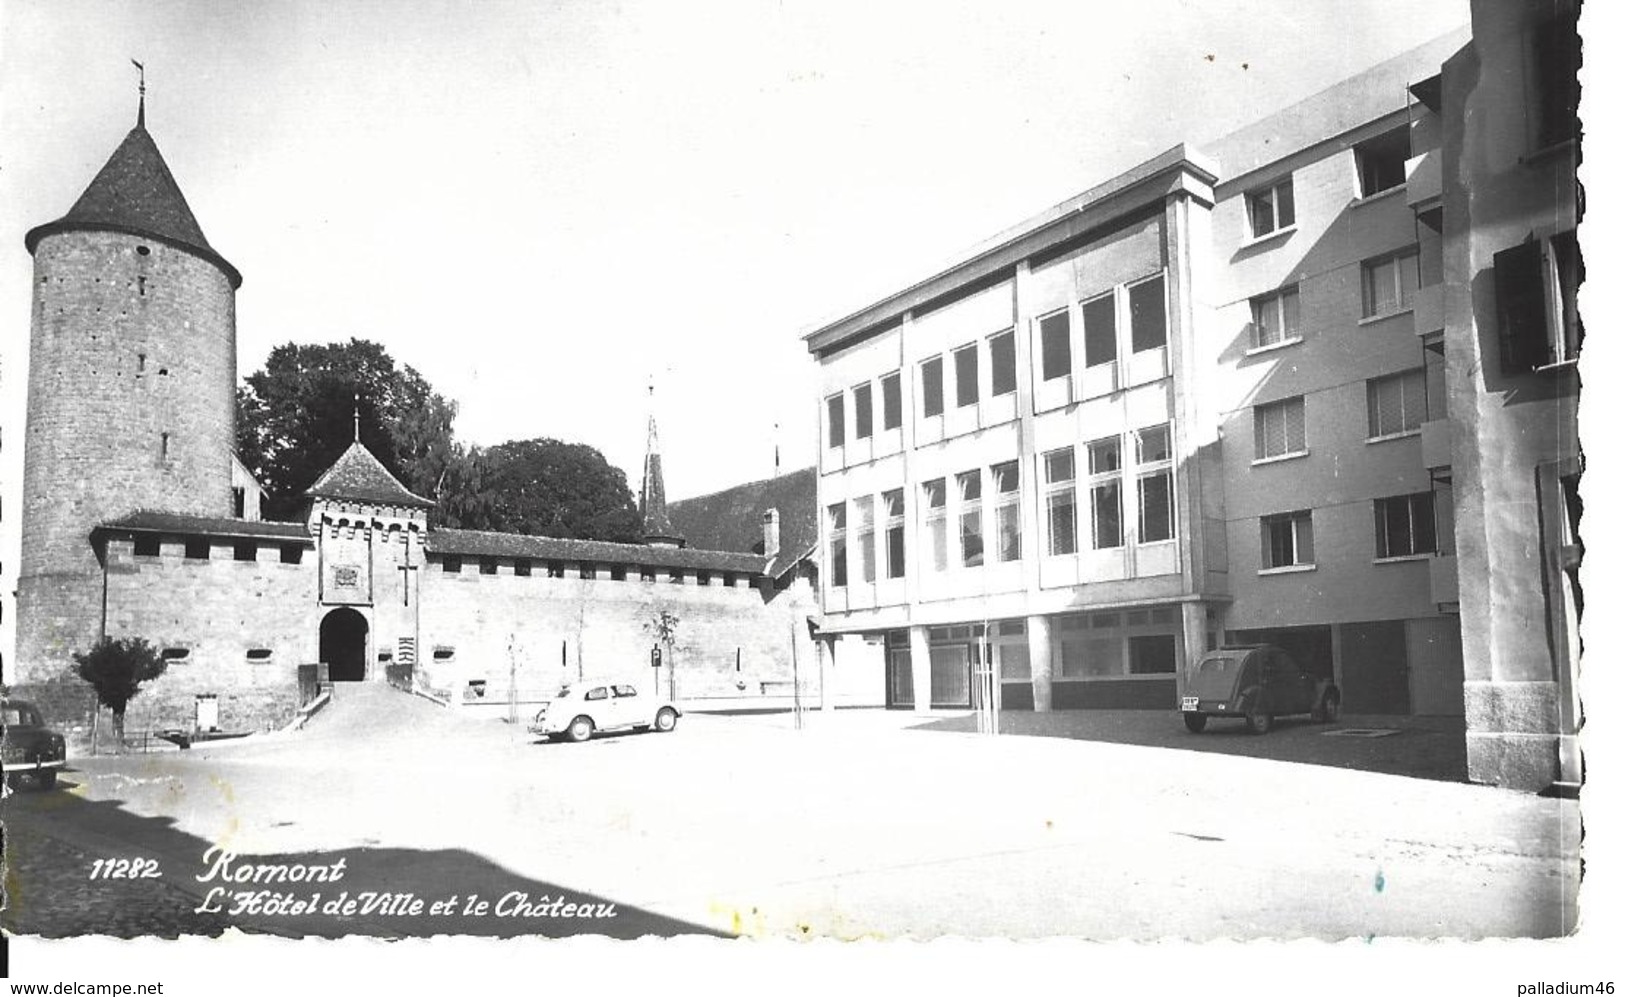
<box><xmin>24</xmin><ymin>97</ymin><xmax>242</xmax><ymax>288</ymax></box>
<box><xmin>305</xmin><ymin>440</ymin><xmax>435</xmax><ymax>510</ymax></box>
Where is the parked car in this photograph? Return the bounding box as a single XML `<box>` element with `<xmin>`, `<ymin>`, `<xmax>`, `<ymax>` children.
<box><xmin>2</xmin><ymin>699</ymin><xmax>67</xmax><ymax>790</ymax></box>
<box><xmin>1180</xmin><ymin>645</ymin><xmax>1340</xmax><ymax>734</ymax></box>
<box><xmin>529</xmin><ymin>680</ymin><xmax>680</xmax><ymax>743</ymax></box>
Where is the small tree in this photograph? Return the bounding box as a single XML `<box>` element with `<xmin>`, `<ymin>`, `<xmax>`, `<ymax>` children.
<box><xmin>73</xmin><ymin>637</ymin><xmax>168</xmax><ymax>753</ymax></box>
<box><xmin>645</xmin><ymin>609</ymin><xmax>681</xmax><ymax>700</ymax></box>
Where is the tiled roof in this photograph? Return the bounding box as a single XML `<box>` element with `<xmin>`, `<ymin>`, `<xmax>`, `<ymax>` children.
<box><xmin>667</xmin><ymin>467</ymin><xmax>818</xmax><ymax>578</ymax></box>
<box><xmin>24</xmin><ymin>123</ymin><xmax>242</xmax><ymax>288</ymax></box>
<box><xmin>96</xmin><ymin>510</ymin><xmax>313</xmax><ymax>543</ymax></box>
<box><xmin>304</xmin><ymin>441</ymin><xmax>435</xmax><ymax>509</ymax></box>
<box><xmin>425</xmin><ymin>528</ymin><xmax>766</xmax><ymax>574</ymax></box>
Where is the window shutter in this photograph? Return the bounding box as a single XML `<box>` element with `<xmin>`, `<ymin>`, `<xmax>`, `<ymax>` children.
<box><xmin>1495</xmin><ymin>241</ymin><xmax>1550</xmax><ymax>372</ymax></box>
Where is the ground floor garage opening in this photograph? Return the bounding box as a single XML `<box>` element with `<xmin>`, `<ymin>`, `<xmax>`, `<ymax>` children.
<box><xmin>320</xmin><ymin>607</ymin><xmax>369</xmax><ymax>682</ymax></box>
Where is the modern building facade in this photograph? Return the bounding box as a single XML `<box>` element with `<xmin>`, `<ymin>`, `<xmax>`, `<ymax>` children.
<box><xmin>805</xmin><ymin>17</ymin><xmax>1582</xmax><ymax>792</ymax></box>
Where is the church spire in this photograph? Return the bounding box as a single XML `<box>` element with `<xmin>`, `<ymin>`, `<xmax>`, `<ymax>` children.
<box><xmin>639</xmin><ymin>380</ymin><xmax>684</xmax><ymax>548</ymax></box>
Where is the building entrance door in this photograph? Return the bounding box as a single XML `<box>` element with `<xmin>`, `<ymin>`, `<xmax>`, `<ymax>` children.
<box><xmin>320</xmin><ymin>607</ymin><xmax>369</xmax><ymax>682</ymax></box>
<box><xmin>929</xmin><ymin>645</ymin><xmax>971</xmax><ymax>708</ymax></box>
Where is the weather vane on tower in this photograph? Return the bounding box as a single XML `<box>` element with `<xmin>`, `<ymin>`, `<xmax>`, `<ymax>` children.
<box><xmin>131</xmin><ymin>58</ymin><xmax>146</xmax><ymax>127</ymax></box>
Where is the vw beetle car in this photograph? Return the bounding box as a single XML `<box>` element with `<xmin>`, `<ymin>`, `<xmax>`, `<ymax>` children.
<box><xmin>1180</xmin><ymin>645</ymin><xmax>1340</xmax><ymax>734</ymax></box>
<box><xmin>2</xmin><ymin>699</ymin><xmax>67</xmax><ymax>790</ymax></box>
<box><xmin>529</xmin><ymin>679</ymin><xmax>680</xmax><ymax>743</ymax></box>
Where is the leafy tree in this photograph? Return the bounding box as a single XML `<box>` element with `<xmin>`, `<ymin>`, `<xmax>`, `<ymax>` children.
<box><xmin>72</xmin><ymin>637</ymin><xmax>167</xmax><ymax>753</ymax></box>
<box><xmin>476</xmin><ymin>438</ymin><xmax>642</xmax><ymax>542</ymax></box>
<box><xmin>236</xmin><ymin>339</ymin><xmax>459</xmax><ymax>519</ymax></box>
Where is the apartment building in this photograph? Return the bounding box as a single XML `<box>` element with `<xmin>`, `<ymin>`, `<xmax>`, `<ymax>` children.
<box><xmin>803</xmin><ymin>30</ymin><xmax>1490</xmax><ymax>722</ymax></box>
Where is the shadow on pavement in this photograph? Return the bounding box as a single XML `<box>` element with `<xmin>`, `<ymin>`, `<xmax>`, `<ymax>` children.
<box><xmin>907</xmin><ymin>710</ymin><xmax>1469</xmax><ymax>783</ymax></box>
<box><xmin>2</xmin><ymin>775</ymin><xmax>728</xmax><ymax>940</ymax></box>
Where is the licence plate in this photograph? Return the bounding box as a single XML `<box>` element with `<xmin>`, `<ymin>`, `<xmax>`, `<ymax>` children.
<box><xmin>1181</xmin><ymin>697</ymin><xmax>1199</xmax><ymax>711</ymax></box>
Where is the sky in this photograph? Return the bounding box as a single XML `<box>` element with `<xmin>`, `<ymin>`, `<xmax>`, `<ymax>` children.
<box><xmin>0</xmin><ymin>0</ymin><xmax>1474</xmax><ymax>507</ymax></box>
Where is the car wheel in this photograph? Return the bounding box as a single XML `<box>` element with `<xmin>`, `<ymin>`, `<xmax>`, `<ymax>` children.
<box><xmin>566</xmin><ymin>716</ymin><xmax>594</xmax><ymax>743</ymax></box>
<box><xmin>36</xmin><ymin>769</ymin><xmax>56</xmax><ymax>790</ymax></box>
<box><xmin>1183</xmin><ymin>713</ymin><xmax>1208</xmax><ymax>733</ymax></box>
<box><xmin>1246</xmin><ymin>707</ymin><xmax>1273</xmax><ymax>735</ymax></box>
<box><xmin>655</xmin><ymin>707</ymin><xmax>678</xmax><ymax>733</ymax></box>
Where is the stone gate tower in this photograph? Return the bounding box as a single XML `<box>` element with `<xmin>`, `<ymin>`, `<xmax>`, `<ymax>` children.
<box><xmin>16</xmin><ymin>98</ymin><xmax>241</xmax><ymax>680</ymax></box>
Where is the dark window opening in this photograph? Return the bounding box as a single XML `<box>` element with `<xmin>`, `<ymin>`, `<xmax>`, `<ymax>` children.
<box><xmin>853</xmin><ymin>383</ymin><xmax>873</xmax><ymax>440</ymax></box>
<box><xmin>161</xmin><ymin>647</ymin><xmax>191</xmax><ymax>662</ymax></box>
<box><xmin>1129</xmin><ymin>276</ymin><xmax>1167</xmax><ymax>352</ymax></box>
<box><xmin>233</xmin><ymin>541</ymin><xmax>256</xmax><ymax>562</ymax></box>
<box><xmin>1082</xmin><ymin>294</ymin><xmax>1117</xmax><ymax>368</ymax></box>
<box><xmin>1039</xmin><ymin>311</ymin><xmax>1071</xmax><ymax>381</ymax></box>
<box><xmin>133</xmin><ymin>535</ymin><xmax>161</xmax><ymax>557</ymax></box>
<box><xmin>136</xmin><ymin>245</ymin><xmax>151</xmax><ymax>256</ymax></box>
<box><xmin>1496</xmin><ymin>233</ymin><xmax>1581</xmax><ymax>371</ymax></box>
<box><xmin>921</xmin><ymin>356</ymin><xmax>944</xmax><ymax>417</ymax></box>
<box><xmin>1129</xmin><ymin>634</ymin><xmax>1178</xmax><ymax>675</ymax></box>
<box><xmin>1534</xmin><ymin>8</ymin><xmax>1580</xmax><ymax>150</ymax></box>
<box><xmin>547</xmin><ymin>562</ymin><xmax>566</xmax><ymax>578</ymax></box>
<box><xmin>280</xmin><ymin>545</ymin><xmax>303</xmax><ymax>565</ymax></box>
<box><xmin>184</xmin><ymin>539</ymin><xmax>210</xmax><ymax>560</ymax></box>
<box><xmin>479</xmin><ymin>558</ymin><xmax>497</xmax><ymax>575</ymax></box>
<box><xmin>954</xmin><ymin>344</ymin><xmax>979</xmax><ymax>408</ymax></box>
<box><xmin>246</xmin><ymin>648</ymin><xmax>273</xmax><ymax>662</ymax></box>
<box><xmin>443</xmin><ymin>556</ymin><xmax>463</xmax><ymax>573</ymax></box>
<box><xmin>1355</xmin><ymin>127</ymin><xmax>1410</xmax><ymax>197</ymax></box>
<box><xmin>579</xmin><ymin>562</ymin><xmax>596</xmax><ymax>578</ymax></box>
<box><xmin>515</xmin><ymin>558</ymin><xmax>532</xmax><ymax>576</ymax></box>
<box><xmin>433</xmin><ymin>646</ymin><xmax>456</xmax><ymax>662</ymax></box>
<box><xmin>641</xmin><ymin>567</ymin><xmax>657</xmax><ymax>582</ymax></box>
<box><xmin>612</xmin><ymin>565</ymin><xmax>628</xmax><ymax>581</ymax></box>
<box><xmin>881</xmin><ymin>372</ymin><xmax>903</xmax><ymax>430</ymax></box>
<box><xmin>696</xmin><ymin>571</ymin><xmax>711</xmax><ymax>586</ymax></box>
<box><xmin>826</xmin><ymin>394</ymin><xmax>845</xmax><ymax>448</ymax></box>
<box><xmin>232</xmin><ymin>487</ymin><xmax>246</xmax><ymax>518</ymax></box>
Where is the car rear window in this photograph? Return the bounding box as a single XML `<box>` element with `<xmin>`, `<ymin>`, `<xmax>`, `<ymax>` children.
<box><xmin>2</xmin><ymin>706</ymin><xmax>41</xmax><ymax>726</ymax></box>
<box><xmin>584</xmin><ymin>687</ymin><xmax>609</xmax><ymax>701</ymax></box>
<box><xmin>1187</xmin><ymin>655</ymin><xmax>1247</xmax><ymax>699</ymax></box>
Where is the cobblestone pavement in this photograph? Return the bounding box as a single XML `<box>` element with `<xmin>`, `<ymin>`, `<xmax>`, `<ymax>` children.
<box><xmin>3</xmin><ymin>815</ymin><xmax>234</xmax><ymax>938</ymax></box>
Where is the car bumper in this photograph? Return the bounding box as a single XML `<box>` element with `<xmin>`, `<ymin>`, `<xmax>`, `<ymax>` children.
<box><xmin>2</xmin><ymin>758</ymin><xmax>65</xmax><ymax>773</ymax></box>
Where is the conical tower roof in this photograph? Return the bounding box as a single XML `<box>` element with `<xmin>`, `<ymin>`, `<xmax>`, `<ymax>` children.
<box><xmin>304</xmin><ymin>440</ymin><xmax>435</xmax><ymax>509</ymax></box>
<box><xmin>24</xmin><ymin>110</ymin><xmax>241</xmax><ymax>287</ymax></box>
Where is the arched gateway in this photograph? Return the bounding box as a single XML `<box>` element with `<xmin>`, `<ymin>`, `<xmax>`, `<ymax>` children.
<box><xmin>320</xmin><ymin>607</ymin><xmax>369</xmax><ymax>682</ymax></box>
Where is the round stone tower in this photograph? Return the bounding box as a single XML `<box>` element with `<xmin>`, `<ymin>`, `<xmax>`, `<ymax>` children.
<box><xmin>15</xmin><ymin>101</ymin><xmax>242</xmax><ymax>680</ymax></box>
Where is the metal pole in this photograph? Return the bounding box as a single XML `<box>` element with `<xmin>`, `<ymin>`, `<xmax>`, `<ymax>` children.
<box><xmin>789</xmin><ymin>621</ymin><xmax>802</xmax><ymax>730</ymax></box>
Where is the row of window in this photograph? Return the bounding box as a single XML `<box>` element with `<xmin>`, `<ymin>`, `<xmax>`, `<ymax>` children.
<box><xmin>132</xmin><ymin>535</ymin><xmax>305</xmax><ymax>564</ymax></box>
<box><xmin>824</xmin><ymin>274</ymin><xmax>1168</xmax><ymax>449</ymax></box>
<box><xmin>1260</xmin><ymin>491</ymin><xmax>1443</xmax><ymax>570</ymax></box>
<box><xmin>826</xmin><ymin>424</ymin><xmax>1177</xmax><ymax>587</ymax></box>
<box><xmin>1246</xmin><ymin>245</ymin><xmax>1422</xmax><ymax>354</ymax></box>
<box><xmin>1252</xmin><ymin>365</ymin><xmax>1439</xmax><ymax>462</ymax></box>
<box><xmin>1244</xmin><ymin>125</ymin><xmax>1409</xmax><ymax>243</ymax></box>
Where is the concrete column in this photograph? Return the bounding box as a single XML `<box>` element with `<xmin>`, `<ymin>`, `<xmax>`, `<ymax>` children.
<box><xmin>818</xmin><ymin>637</ymin><xmax>834</xmax><ymax>712</ymax></box>
<box><xmin>1027</xmin><ymin>614</ymin><xmax>1054</xmax><ymax>712</ymax></box>
<box><xmin>909</xmin><ymin>625</ymin><xmax>932</xmax><ymax>713</ymax></box>
<box><xmin>1178</xmin><ymin>601</ymin><xmax>1206</xmax><ymax>699</ymax></box>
